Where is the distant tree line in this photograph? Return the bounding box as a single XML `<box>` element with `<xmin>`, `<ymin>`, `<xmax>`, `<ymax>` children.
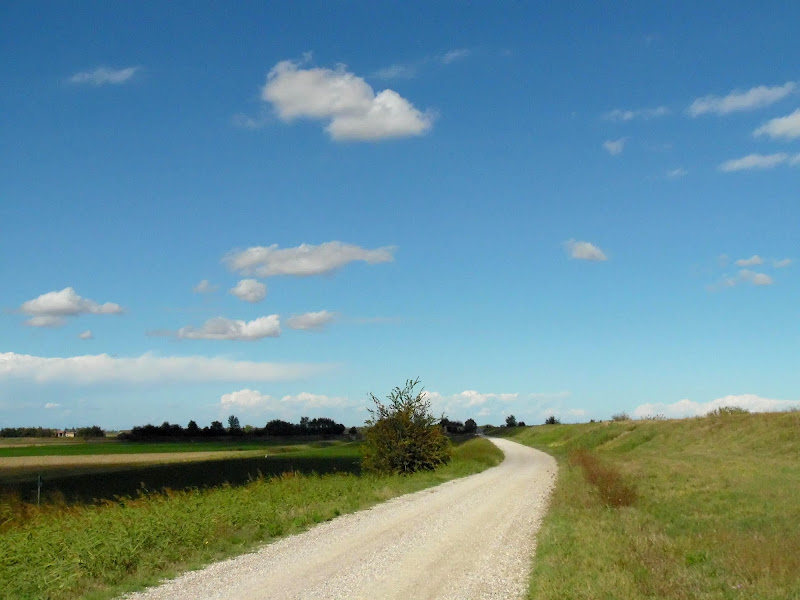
<box><xmin>118</xmin><ymin>415</ymin><xmax>346</xmax><ymax>440</ymax></box>
<box><xmin>0</xmin><ymin>427</ymin><xmax>58</xmax><ymax>438</ymax></box>
<box><xmin>0</xmin><ymin>426</ymin><xmax>105</xmax><ymax>438</ymax></box>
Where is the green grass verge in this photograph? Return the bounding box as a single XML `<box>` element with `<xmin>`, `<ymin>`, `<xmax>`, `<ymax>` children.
<box><xmin>490</xmin><ymin>411</ymin><xmax>800</xmax><ymax>599</ymax></box>
<box><xmin>0</xmin><ymin>437</ymin><xmax>503</xmax><ymax>600</ymax></box>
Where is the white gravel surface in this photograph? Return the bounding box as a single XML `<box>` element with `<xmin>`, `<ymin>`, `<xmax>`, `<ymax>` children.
<box><xmin>123</xmin><ymin>437</ymin><xmax>557</xmax><ymax>600</ymax></box>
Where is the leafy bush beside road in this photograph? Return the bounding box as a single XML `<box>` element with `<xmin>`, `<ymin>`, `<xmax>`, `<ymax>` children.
<box><xmin>362</xmin><ymin>379</ymin><xmax>451</xmax><ymax>474</ymax></box>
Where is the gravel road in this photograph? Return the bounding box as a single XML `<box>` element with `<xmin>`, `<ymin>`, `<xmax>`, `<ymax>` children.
<box><xmin>123</xmin><ymin>437</ymin><xmax>557</xmax><ymax>600</ymax></box>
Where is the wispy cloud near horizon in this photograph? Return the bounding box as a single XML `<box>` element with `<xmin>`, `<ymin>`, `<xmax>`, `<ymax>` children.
<box><xmin>0</xmin><ymin>352</ymin><xmax>330</xmax><ymax>384</ymax></box>
<box><xmin>225</xmin><ymin>241</ymin><xmax>395</xmax><ymax>278</ymax></box>
<box><xmin>68</xmin><ymin>66</ymin><xmax>141</xmax><ymax>86</ymax></box>
<box><xmin>564</xmin><ymin>240</ymin><xmax>608</xmax><ymax>261</ymax></box>
<box><xmin>634</xmin><ymin>394</ymin><xmax>798</xmax><ymax>417</ymax></box>
<box><xmin>603</xmin><ymin>138</ymin><xmax>626</xmax><ymax>155</ymax></box>
<box><xmin>688</xmin><ymin>82</ymin><xmax>796</xmax><ymax>116</ymax></box>
<box><xmin>753</xmin><ymin>108</ymin><xmax>800</xmax><ymax>140</ymax></box>
<box><xmin>604</xmin><ymin>106</ymin><xmax>670</xmax><ymax>121</ymax></box>
<box><xmin>719</xmin><ymin>152</ymin><xmax>800</xmax><ymax>172</ymax></box>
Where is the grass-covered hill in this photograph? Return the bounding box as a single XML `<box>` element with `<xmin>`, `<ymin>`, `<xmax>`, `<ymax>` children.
<box><xmin>491</xmin><ymin>409</ymin><xmax>800</xmax><ymax>600</ymax></box>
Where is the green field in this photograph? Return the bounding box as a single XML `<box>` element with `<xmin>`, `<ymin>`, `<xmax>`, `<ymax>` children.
<box><xmin>0</xmin><ymin>438</ymin><xmax>323</xmax><ymax>457</ymax></box>
<box><xmin>490</xmin><ymin>410</ymin><xmax>800</xmax><ymax>600</ymax></box>
<box><xmin>0</xmin><ymin>441</ymin><xmax>361</xmax><ymax>505</ymax></box>
<box><xmin>0</xmin><ymin>436</ymin><xmax>502</xmax><ymax>600</ymax></box>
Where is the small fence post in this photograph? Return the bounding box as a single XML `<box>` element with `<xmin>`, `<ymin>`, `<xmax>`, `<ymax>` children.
<box><xmin>37</xmin><ymin>474</ymin><xmax>42</xmax><ymax>506</ymax></box>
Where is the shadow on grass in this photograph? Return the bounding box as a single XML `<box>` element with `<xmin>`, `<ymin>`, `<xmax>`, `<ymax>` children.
<box><xmin>1</xmin><ymin>454</ymin><xmax>362</xmax><ymax>505</ymax></box>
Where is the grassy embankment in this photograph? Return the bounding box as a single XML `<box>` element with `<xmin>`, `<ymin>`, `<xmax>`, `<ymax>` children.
<box><xmin>0</xmin><ymin>436</ymin><xmax>502</xmax><ymax>600</ymax></box>
<box><xmin>491</xmin><ymin>410</ymin><xmax>800</xmax><ymax>600</ymax></box>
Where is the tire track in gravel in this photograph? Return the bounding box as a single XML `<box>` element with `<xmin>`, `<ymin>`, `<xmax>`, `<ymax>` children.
<box><xmin>123</xmin><ymin>437</ymin><xmax>557</xmax><ymax>600</ymax></box>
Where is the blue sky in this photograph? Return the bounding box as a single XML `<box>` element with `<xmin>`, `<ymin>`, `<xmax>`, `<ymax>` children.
<box><xmin>2</xmin><ymin>2</ymin><xmax>799</xmax><ymax>429</ymax></box>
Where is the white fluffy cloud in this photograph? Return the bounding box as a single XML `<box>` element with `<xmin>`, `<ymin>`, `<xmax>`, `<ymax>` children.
<box><xmin>68</xmin><ymin>66</ymin><xmax>141</xmax><ymax>85</ymax></box>
<box><xmin>26</xmin><ymin>316</ymin><xmax>66</xmax><ymax>328</ymax></box>
<box><xmin>688</xmin><ymin>82</ymin><xmax>796</xmax><ymax>116</ymax></box>
<box><xmin>753</xmin><ymin>108</ymin><xmax>800</xmax><ymax>140</ymax></box>
<box><xmin>713</xmin><ymin>269</ymin><xmax>774</xmax><ymax>289</ymax></box>
<box><xmin>774</xmin><ymin>258</ymin><xmax>793</xmax><ymax>268</ymax></box>
<box><xmin>603</xmin><ymin>138</ymin><xmax>626</xmax><ymax>155</ymax></box>
<box><xmin>666</xmin><ymin>168</ymin><xmax>688</xmax><ymax>178</ymax></box>
<box><xmin>192</xmin><ymin>280</ymin><xmax>217</xmax><ymax>294</ymax></box>
<box><xmin>0</xmin><ymin>352</ymin><xmax>326</xmax><ymax>384</ymax></box>
<box><xmin>219</xmin><ymin>390</ymin><xmax>354</xmax><ymax>415</ymax></box>
<box><xmin>225</xmin><ymin>241</ymin><xmax>395</xmax><ymax>278</ymax></box>
<box><xmin>177</xmin><ymin>316</ymin><xmax>280</xmax><ymax>340</ymax></box>
<box><xmin>44</xmin><ymin>403</ymin><xmax>61</xmax><ymax>409</ymax></box>
<box><xmin>286</xmin><ymin>310</ymin><xmax>336</xmax><ymax>331</ymax></box>
<box><xmin>564</xmin><ymin>239</ymin><xmax>608</xmax><ymax>261</ymax></box>
<box><xmin>738</xmin><ymin>270</ymin><xmax>774</xmax><ymax>285</ymax></box>
<box><xmin>221</xmin><ymin>389</ymin><xmax>273</xmax><ymax>408</ymax></box>
<box><xmin>262</xmin><ymin>58</ymin><xmax>433</xmax><ymax>141</ymax></box>
<box><xmin>449</xmin><ymin>390</ymin><xmax>519</xmax><ymax>407</ymax></box>
<box><xmin>420</xmin><ymin>389</ymin><xmax>577</xmax><ymax>423</ymax></box>
<box><xmin>634</xmin><ymin>394</ymin><xmax>798</xmax><ymax>418</ymax></box>
<box><xmin>422</xmin><ymin>390</ymin><xmax>519</xmax><ymax>419</ymax></box>
<box><xmin>718</xmin><ymin>153</ymin><xmax>799</xmax><ymax>172</ymax></box>
<box><xmin>280</xmin><ymin>392</ymin><xmax>353</xmax><ymax>408</ymax></box>
<box><xmin>78</xmin><ymin>330</ymin><xmax>93</xmax><ymax>340</ymax></box>
<box><xmin>735</xmin><ymin>255</ymin><xmax>763</xmax><ymax>267</ymax></box>
<box><xmin>604</xmin><ymin>106</ymin><xmax>670</xmax><ymax>121</ymax></box>
<box><xmin>20</xmin><ymin>287</ymin><xmax>123</xmax><ymax>327</ymax></box>
<box><xmin>230</xmin><ymin>279</ymin><xmax>267</xmax><ymax>303</ymax></box>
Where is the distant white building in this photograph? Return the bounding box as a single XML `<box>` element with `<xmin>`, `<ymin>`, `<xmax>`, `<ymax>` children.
<box><xmin>56</xmin><ymin>429</ymin><xmax>75</xmax><ymax>438</ymax></box>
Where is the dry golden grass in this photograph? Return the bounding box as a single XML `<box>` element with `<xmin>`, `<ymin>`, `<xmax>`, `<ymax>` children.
<box><xmin>569</xmin><ymin>448</ymin><xmax>637</xmax><ymax>507</ymax></box>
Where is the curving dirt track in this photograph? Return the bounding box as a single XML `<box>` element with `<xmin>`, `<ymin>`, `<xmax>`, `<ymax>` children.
<box><xmin>124</xmin><ymin>437</ymin><xmax>557</xmax><ymax>600</ymax></box>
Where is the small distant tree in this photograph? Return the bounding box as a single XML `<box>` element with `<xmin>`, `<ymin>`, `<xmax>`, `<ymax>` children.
<box><xmin>186</xmin><ymin>420</ymin><xmax>200</xmax><ymax>436</ymax></box>
<box><xmin>518</xmin><ymin>421</ymin><xmax>526</xmax><ymax>427</ymax></box>
<box><xmin>75</xmin><ymin>425</ymin><xmax>105</xmax><ymax>438</ymax></box>
<box><xmin>505</xmin><ymin>414</ymin><xmax>517</xmax><ymax>427</ymax></box>
<box><xmin>227</xmin><ymin>414</ymin><xmax>241</xmax><ymax>433</ymax></box>
<box><xmin>362</xmin><ymin>378</ymin><xmax>451</xmax><ymax>474</ymax></box>
<box><xmin>611</xmin><ymin>412</ymin><xmax>630</xmax><ymax>422</ymax></box>
<box><xmin>209</xmin><ymin>420</ymin><xmax>225</xmax><ymax>436</ymax></box>
<box><xmin>544</xmin><ymin>415</ymin><xmax>560</xmax><ymax>425</ymax></box>
<box><xmin>464</xmin><ymin>418</ymin><xmax>477</xmax><ymax>433</ymax></box>
<box><xmin>348</xmin><ymin>426</ymin><xmax>357</xmax><ymax>435</ymax></box>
